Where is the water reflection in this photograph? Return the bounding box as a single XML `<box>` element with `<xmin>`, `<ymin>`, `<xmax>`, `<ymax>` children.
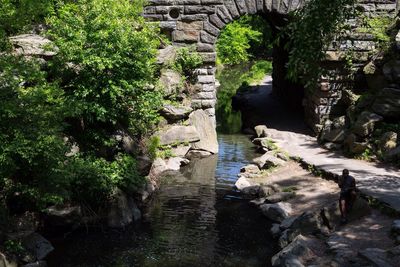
<box><xmin>46</xmin><ymin>134</ymin><xmax>276</xmax><ymax>267</ymax></box>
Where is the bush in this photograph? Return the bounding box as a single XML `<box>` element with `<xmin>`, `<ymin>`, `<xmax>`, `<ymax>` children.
<box><xmin>172</xmin><ymin>46</ymin><xmax>203</xmax><ymax>81</ymax></box>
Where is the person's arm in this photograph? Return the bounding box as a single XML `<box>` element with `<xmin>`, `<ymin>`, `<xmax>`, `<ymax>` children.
<box><xmin>338</xmin><ymin>175</ymin><xmax>343</xmax><ymax>189</ymax></box>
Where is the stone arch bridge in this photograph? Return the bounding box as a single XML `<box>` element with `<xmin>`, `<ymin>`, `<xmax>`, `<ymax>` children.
<box><xmin>144</xmin><ymin>0</ymin><xmax>397</xmax><ymax>133</ymax></box>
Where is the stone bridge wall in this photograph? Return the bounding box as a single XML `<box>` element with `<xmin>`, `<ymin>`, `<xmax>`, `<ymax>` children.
<box><xmin>144</xmin><ymin>0</ymin><xmax>398</xmax><ymax>133</ymax></box>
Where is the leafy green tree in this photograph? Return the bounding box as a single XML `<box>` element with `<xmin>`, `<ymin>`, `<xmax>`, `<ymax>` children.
<box><xmin>217</xmin><ymin>16</ymin><xmax>263</xmax><ymax>65</ymax></box>
<box><xmin>0</xmin><ymin>55</ymin><xmax>69</xmax><ymax>212</ymax></box>
<box><xmin>47</xmin><ymin>0</ymin><xmax>162</xmax><ymax>144</ymax></box>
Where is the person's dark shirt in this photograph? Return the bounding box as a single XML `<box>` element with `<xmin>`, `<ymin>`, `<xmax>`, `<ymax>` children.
<box><xmin>339</xmin><ymin>175</ymin><xmax>355</xmax><ymax>193</ymax></box>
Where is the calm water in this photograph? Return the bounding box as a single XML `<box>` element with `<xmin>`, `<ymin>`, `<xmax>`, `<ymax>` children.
<box><xmin>46</xmin><ymin>65</ymin><xmax>277</xmax><ymax>266</ymax></box>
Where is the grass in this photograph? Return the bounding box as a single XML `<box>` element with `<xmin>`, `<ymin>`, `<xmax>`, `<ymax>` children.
<box><xmin>242</xmin><ymin>60</ymin><xmax>273</xmax><ymax>85</ymax></box>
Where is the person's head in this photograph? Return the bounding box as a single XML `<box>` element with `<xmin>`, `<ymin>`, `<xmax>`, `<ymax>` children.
<box><xmin>342</xmin><ymin>169</ymin><xmax>349</xmax><ymax>176</ymax></box>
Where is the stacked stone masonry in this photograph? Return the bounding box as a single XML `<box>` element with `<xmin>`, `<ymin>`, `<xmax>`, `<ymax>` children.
<box><xmin>144</xmin><ymin>0</ymin><xmax>397</xmax><ymax>133</ymax></box>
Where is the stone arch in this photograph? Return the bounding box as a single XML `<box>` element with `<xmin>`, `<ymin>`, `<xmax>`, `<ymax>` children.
<box><xmin>145</xmin><ymin>0</ymin><xmax>398</xmax><ymax>133</ymax></box>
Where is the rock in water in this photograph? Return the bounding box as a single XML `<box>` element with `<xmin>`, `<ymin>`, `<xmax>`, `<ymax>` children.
<box><xmin>253</xmin><ymin>152</ymin><xmax>285</xmax><ymax>169</ymax></box>
<box><xmin>22</xmin><ymin>233</ymin><xmax>54</xmax><ymax>260</ymax></box>
<box><xmin>107</xmin><ymin>189</ymin><xmax>141</xmax><ymax>228</ymax></box>
<box><xmin>189</xmin><ymin>110</ymin><xmax>218</xmax><ymax>154</ymax></box>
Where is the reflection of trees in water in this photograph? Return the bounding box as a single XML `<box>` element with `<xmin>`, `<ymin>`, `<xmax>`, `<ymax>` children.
<box><xmin>216</xmin><ymin>64</ymin><xmax>252</xmax><ymax>134</ymax></box>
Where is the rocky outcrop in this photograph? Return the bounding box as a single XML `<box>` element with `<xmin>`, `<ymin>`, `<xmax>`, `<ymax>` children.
<box><xmin>158</xmin><ymin>125</ymin><xmax>200</xmax><ymax>146</ymax></box>
<box><xmin>253</xmin><ymin>152</ymin><xmax>285</xmax><ymax>169</ymax></box>
<box><xmin>160</xmin><ymin>104</ymin><xmax>193</xmax><ymax>122</ymax></box>
<box><xmin>260</xmin><ymin>202</ymin><xmax>292</xmax><ymax>222</ymax></box>
<box><xmin>9</xmin><ymin>34</ymin><xmax>57</xmax><ymax>58</ymax></box>
<box><xmin>107</xmin><ymin>189</ymin><xmax>141</xmax><ymax>228</ymax></box>
<box><xmin>352</xmin><ymin>111</ymin><xmax>383</xmax><ymax>137</ymax></box>
<box><xmin>22</xmin><ymin>233</ymin><xmax>54</xmax><ymax>261</ymax></box>
<box><xmin>159</xmin><ymin>69</ymin><xmax>183</xmax><ymax>97</ymax></box>
<box><xmin>271</xmin><ymin>235</ymin><xmax>315</xmax><ymax>267</ymax></box>
<box><xmin>189</xmin><ymin>109</ymin><xmax>218</xmax><ymax>154</ymax></box>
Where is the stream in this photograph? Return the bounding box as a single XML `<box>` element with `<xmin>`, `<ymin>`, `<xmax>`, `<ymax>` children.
<box><xmin>46</xmin><ymin>64</ymin><xmax>279</xmax><ymax>267</ymax></box>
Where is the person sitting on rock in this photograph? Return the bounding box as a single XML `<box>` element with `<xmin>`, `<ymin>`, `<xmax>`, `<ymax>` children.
<box><xmin>338</xmin><ymin>169</ymin><xmax>357</xmax><ymax>223</ymax></box>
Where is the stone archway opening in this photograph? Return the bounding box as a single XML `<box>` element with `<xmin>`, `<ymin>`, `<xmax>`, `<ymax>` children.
<box><xmin>145</xmin><ymin>0</ymin><xmax>310</xmax><ymax>135</ymax></box>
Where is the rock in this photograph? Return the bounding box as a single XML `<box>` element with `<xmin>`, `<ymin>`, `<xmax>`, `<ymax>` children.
<box><xmin>171</xmin><ymin>145</ymin><xmax>191</xmax><ymax>157</ymax></box>
<box><xmin>0</xmin><ymin>253</ymin><xmax>17</xmax><ymax>267</ymax></box>
<box><xmin>7</xmin><ymin>212</ymin><xmax>39</xmax><ymax>239</ymax></box>
<box><xmin>379</xmin><ymin>132</ymin><xmax>397</xmax><ymax>153</ymax></box>
<box><xmin>165</xmin><ymin>157</ymin><xmax>189</xmax><ymax>171</ymax></box>
<box><xmin>289</xmin><ymin>211</ymin><xmax>323</xmax><ymax>235</ymax></box>
<box><xmin>137</xmin><ymin>155</ymin><xmax>153</xmax><ymax>175</ymax></box>
<box><xmin>140</xmin><ymin>176</ymin><xmax>157</xmax><ymax>201</ymax></box>
<box><xmin>240</xmin><ymin>164</ymin><xmax>260</xmax><ymax>174</ymax></box>
<box><xmin>260</xmin><ymin>202</ymin><xmax>292</xmax><ymax>222</ymax></box>
<box><xmin>271</xmin><ymin>223</ymin><xmax>281</xmax><ymax>237</ymax></box>
<box><xmin>392</xmin><ymin>220</ymin><xmax>400</xmax><ymax>235</ymax></box>
<box><xmin>372</xmin><ymin>88</ymin><xmax>400</xmax><ymax>119</ymax></box>
<box><xmin>322</xmin><ymin>142</ymin><xmax>342</xmax><ymax>151</ymax></box>
<box><xmin>281</xmin><ymin>257</ymin><xmax>304</xmax><ymax>267</ymax></box>
<box><xmin>21</xmin><ymin>261</ymin><xmax>47</xmax><ymax>267</ymax></box>
<box><xmin>266</xmin><ymin>192</ymin><xmax>296</xmax><ymax>203</ymax></box>
<box><xmin>396</xmin><ymin>30</ymin><xmax>400</xmax><ymax>50</ymax></box>
<box><xmin>259</xmin><ymin>184</ymin><xmax>280</xmax><ymax>197</ymax></box>
<box><xmin>276</xmin><ymin>152</ymin><xmax>289</xmax><ymax>161</ymax></box>
<box><xmin>352</xmin><ymin>111</ymin><xmax>383</xmax><ymax>137</ymax></box>
<box><xmin>280</xmin><ymin>216</ymin><xmax>298</xmax><ymax>230</ymax></box>
<box><xmin>158</xmin><ymin>125</ymin><xmax>200</xmax><ymax>146</ymax></box>
<box><xmin>320</xmin><ymin>117</ymin><xmax>346</xmax><ymax>143</ymax></box>
<box><xmin>253</xmin><ymin>152</ymin><xmax>285</xmax><ymax>169</ymax></box>
<box><xmin>157</xmin><ymin>45</ymin><xmax>176</xmax><ymax>65</ymax></box>
<box><xmin>344</xmin><ymin>134</ymin><xmax>369</xmax><ymax>154</ymax></box>
<box><xmin>249</xmin><ymin>197</ymin><xmax>266</xmax><ymax>206</ymax></box>
<box><xmin>9</xmin><ymin>34</ymin><xmax>57</xmax><ymax>57</ymax></box>
<box><xmin>160</xmin><ymin>104</ymin><xmax>192</xmax><ymax>122</ymax></box>
<box><xmin>278</xmin><ymin>229</ymin><xmax>300</xmax><ymax>249</ymax></box>
<box><xmin>358</xmin><ymin>248</ymin><xmax>392</xmax><ymax>267</ymax></box>
<box><xmin>252</xmin><ymin>138</ymin><xmax>277</xmax><ymax>150</ymax></box>
<box><xmin>22</xmin><ymin>233</ymin><xmax>54</xmax><ymax>260</ymax></box>
<box><xmin>235</xmin><ymin>176</ymin><xmax>252</xmax><ymax>190</ymax></box>
<box><xmin>254</xmin><ymin>125</ymin><xmax>269</xmax><ymax>138</ymax></box>
<box><xmin>385</xmin><ymin>146</ymin><xmax>400</xmax><ymax>161</ymax></box>
<box><xmin>271</xmin><ymin>235</ymin><xmax>315</xmax><ymax>267</ymax></box>
<box><xmin>107</xmin><ymin>189</ymin><xmax>141</xmax><ymax>228</ymax></box>
<box><xmin>44</xmin><ymin>205</ymin><xmax>81</xmax><ymax>227</ymax></box>
<box><xmin>149</xmin><ymin>158</ymin><xmax>168</xmax><ymax>177</ymax></box>
<box><xmin>388</xmin><ymin>245</ymin><xmax>400</xmax><ymax>256</ymax></box>
<box><xmin>383</xmin><ymin>60</ymin><xmax>400</xmax><ymax>83</ymax></box>
<box><xmin>186</xmin><ymin>149</ymin><xmax>212</xmax><ymax>159</ymax></box>
<box><xmin>189</xmin><ymin>110</ymin><xmax>218</xmax><ymax>154</ymax></box>
<box><xmin>160</xmin><ymin>69</ymin><xmax>183</xmax><ymax>97</ymax></box>
<box><xmin>112</xmin><ymin>129</ymin><xmax>136</xmax><ymax>154</ymax></box>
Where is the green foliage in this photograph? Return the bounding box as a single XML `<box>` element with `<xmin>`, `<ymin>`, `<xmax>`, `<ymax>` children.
<box><xmin>4</xmin><ymin>239</ymin><xmax>25</xmax><ymax>255</ymax></box>
<box><xmin>67</xmin><ymin>154</ymin><xmax>143</xmax><ymax>206</ymax></box>
<box><xmin>285</xmin><ymin>0</ymin><xmax>356</xmax><ymax>88</ymax></box>
<box><xmin>241</xmin><ymin>60</ymin><xmax>273</xmax><ymax>85</ymax></box>
<box><xmin>47</xmin><ymin>0</ymin><xmax>162</xmax><ymax>139</ymax></box>
<box><xmin>172</xmin><ymin>47</ymin><xmax>203</xmax><ymax>81</ymax></box>
<box><xmin>0</xmin><ymin>55</ymin><xmax>69</xmax><ymax>211</ymax></box>
<box><xmin>0</xmin><ymin>0</ymin><xmax>57</xmax><ymax>51</ymax></box>
<box><xmin>217</xmin><ymin>16</ymin><xmax>267</xmax><ymax>65</ymax></box>
<box><xmin>282</xmin><ymin>186</ymin><xmax>298</xmax><ymax>193</ymax></box>
<box><xmin>0</xmin><ymin>0</ymin><xmax>162</xmax><ymax>214</ymax></box>
<box><xmin>359</xmin><ymin>16</ymin><xmax>393</xmax><ymax>51</ymax></box>
<box><xmin>146</xmin><ymin>136</ymin><xmax>161</xmax><ymax>161</ymax></box>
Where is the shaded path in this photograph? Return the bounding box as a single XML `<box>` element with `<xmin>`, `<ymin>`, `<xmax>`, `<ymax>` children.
<box><xmin>244</xmin><ymin>76</ymin><xmax>400</xmax><ymax>212</ymax></box>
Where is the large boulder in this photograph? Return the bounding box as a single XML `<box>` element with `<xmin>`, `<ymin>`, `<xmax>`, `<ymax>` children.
<box><xmin>159</xmin><ymin>69</ymin><xmax>183</xmax><ymax>97</ymax></box>
<box><xmin>372</xmin><ymin>88</ymin><xmax>400</xmax><ymax>119</ymax></box>
<box><xmin>160</xmin><ymin>104</ymin><xmax>192</xmax><ymax>123</ymax></box>
<box><xmin>254</xmin><ymin>125</ymin><xmax>268</xmax><ymax>138</ymax></box>
<box><xmin>266</xmin><ymin>192</ymin><xmax>296</xmax><ymax>204</ymax></box>
<box><xmin>320</xmin><ymin>116</ymin><xmax>346</xmax><ymax>143</ymax></box>
<box><xmin>43</xmin><ymin>205</ymin><xmax>82</xmax><ymax>227</ymax></box>
<box><xmin>9</xmin><ymin>34</ymin><xmax>57</xmax><ymax>57</ymax></box>
<box><xmin>157</xmin><ymin>45</ymin><xmax>176</xmax><ymax>65</ymax></box>
<box><xmin>22</xmin><ymin>233</ymin><xmax>54</xmax><ymax>260</ymax></box>
<box><xmin>344</xmin><ymin>134</ymin><xmax>369</xmax><ymax>154</ymax></box>
<box><xmin>158</xmin><ymin>125</ymin><xmax>200</xmax><ymax>146</ymax></box>
<box><xmin>271</xmin><ymin>235</ymin><xmax>315</xmax><ymax>267</ymax></box>
<box><xmin>185</xmin><ymin>149</ymin><xmax>213</xmax><ymax>159</ymax></box>
<box><xmin>352</xmin><ymin>111</ymin><xmax>383</xmax><ymax>137</ymax></box>
<box><xmin>382</xmin><ymin>60</ymin><xmax>400</xmax><ymax>83</ymax></box>
<box><xmin>0</xmin><ymin>252</ymin><xmax>17</xmax><ymax>267</ymax></box>
<box><xmin>253</xmin><ymin>152</ymin><xmax>285</xmax><ymax>169</ymax></box>
<box><xmin>379</xmin><ymin>132</ymin><xmax>397</xmax><ymax>153</ymax></box>
<box><xmin>385</xmin><ymin>146</ymin><xmax>400</xmax><ymax>162</ymax></box>
<box><xmin>189</xmin><ymin>110</ymin><xmax>218</xmax><ymax>154</ymax></box>
<box><xmin>107</xmin><ymin>189</ymin><xmax>141</xmax><ymax>228</ymax></box>
<box><xmin>260</xmin><ymin>202</ymin><xmax>292</xmax><ymax>222</ymax></box>
<box><xmin>358</xmin><ymin>248</ymin><xmax>393</xmax><ymax>267</ymax></box>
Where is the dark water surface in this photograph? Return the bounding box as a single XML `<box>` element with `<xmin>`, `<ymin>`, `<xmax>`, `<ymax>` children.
<box><xmin>46</xmin><ymin>134</ymin><xmax>277</xmax><ymax>267</ymax></box>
